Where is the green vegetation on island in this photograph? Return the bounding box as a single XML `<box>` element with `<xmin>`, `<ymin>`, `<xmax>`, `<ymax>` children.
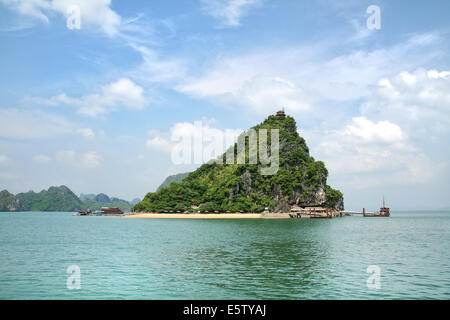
<box><xmin>133</xmin><ymin>113</ymin><xmax>344</xmax><ymax>213</ymax></box>
<box><xmin>0</xmin><ymin>190</ymin><xmax>17</xmax><ymax>211</ymax></box>
<box><xmin>0</xmin><ymin>186</ymin><xmax>138</xmax><ymax>212</ymax></box>
<box><xmin>12</xmin><ymin>186</ymin><xmax>83</xmax><ymax>211</ymax></box>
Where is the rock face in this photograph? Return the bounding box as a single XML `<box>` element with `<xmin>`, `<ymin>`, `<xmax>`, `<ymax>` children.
<box><xmin>134</xmin><ymin>112</ymin><xmax>344</xmax><ymax>213</ymax></box>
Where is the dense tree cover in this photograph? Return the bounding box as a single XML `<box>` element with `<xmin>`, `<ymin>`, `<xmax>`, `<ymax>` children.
<box><xmin>133</xmin><ymin>114</ymin><xmax>344</xmax><ymax>213</ymax></box>
<box><xmin>0</xmin><ymin>190</ymin><xmax>16</xmax><ymax>211</ymax></box>
<box><xmin>0</xmin><ymin>186</ymin><xmax>133</xmax><ymax>212</ymax></box>
<box><xmin>326</xmin><ymin>185</ymin><xmax>344</xmax><ymax>210</ymax></box>
<box><xmin>14</xmin><ymin>186</ymin><xmax>83</xmax><ymax>211</ymax></box>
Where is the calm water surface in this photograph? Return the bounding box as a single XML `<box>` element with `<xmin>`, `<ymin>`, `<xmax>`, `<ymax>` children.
<box><xmin>0</xmin><ymin>211</ymin><xmax>449</xmax><ymax>299</ymax></box>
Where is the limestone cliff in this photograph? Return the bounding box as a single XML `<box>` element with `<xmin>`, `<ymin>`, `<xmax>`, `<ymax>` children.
<box><xmin>134</xmin><ymin>112</ymin><xmax>344</xmax><ymax>213</ymax></box>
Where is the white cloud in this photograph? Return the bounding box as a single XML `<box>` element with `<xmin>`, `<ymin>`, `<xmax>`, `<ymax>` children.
<box><xmin>32</xmin><ymin>154</ymin><xmax>51</xmax><ymax>163</ymax></box>
<box><xmin>176</xmin><ymin>34</ymin><xmax>442</xmax><ymax>116</ymax></box>
<box><xmin>234</xmin><ymin>76</ymin><xmax>311</xmax><ymax>113</ymax></box>
<box><xmin>176</xmin><ymin>50</ymin><xmax>316</xmax><ymax>114</ymax></box>
<box><xmin>300</xmin><ymin>68</ymin><xmax>450</xmax><ymax>190</ymax></box>
<box><xmin>80</xmin><ymin>151</ymin><xmax>102</xmax><ymax>168</ymax></box>
<box><xmin>146</xmin><ymin>119</ymin><xmax>242</xmax><ymax>164</ymax></box>
<box><xmin>361</xmin><ymin>69</ymin><xmax>450</xmax><ymax>132</ymax></box>
<box><xmin>56</xmin><ymin>150</ymin><xmax>102</xmax><ymax>168</ymax></box>
<box><xmin>427</xmin><ymin>70</ymin><xmax>450</xmax><ymax>79</ymax></box>
<box><xmin>128</xmin><ymin>44</ymin><xmax>187</xmax><ymax>84</ymax></box>
<box><xmin>344</xmin><ymin>117</ymin><xmax>405</xmax><ymax>143</ymax></box>
<box><xmin>146</xmin><ymin>136</ymin><xmax>171</xmax><ymax>152</ymax></box>
<box><xmin>102</xmin><ymin>78</ymin><xmax>145</xmax><ymax>106</ymax></box>
<box><xmin>305</xmin><ymin>117</ymin><xmax>438</xmax><ymax>188</ymax></box>
<box><xmin>0</xmin><ymin>0</ymin><xmax>121</xmax><ymax>36</ymax></box>
<box><xmin>201</xmin><ymin>0</ymin><xmax>262</xmax><ymax>27</ymax></box>
<box><xmin>0</xmin><ymin>108</ymin><xmax>75</xmax><ymax>139</ymax></box>
<box><xmin>33</xmin><ymin>78</ymin><xmax>146</xmax><ymax>117</ymax></box>
<box><xmin>76</xmin><ymin>128</ymin><xmax>95</xmax><ymax>138</ymax></box>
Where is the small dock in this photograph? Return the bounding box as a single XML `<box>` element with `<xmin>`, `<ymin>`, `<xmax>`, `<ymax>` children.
<box><xmin>341</xmin><ymin>210</ymin><xmax>373</xmax><ymax>215</ymax></box>
<box><xmin>341</xmin><ymin>198</ymin><xmax>391</xmax><ymax>217</ymax></box>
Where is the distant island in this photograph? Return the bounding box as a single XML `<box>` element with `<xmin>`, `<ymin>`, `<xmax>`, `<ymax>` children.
<box><xmin>157</xmin><ymin>172</ymin><xmax>190</xmax><ymax>191</ymax></box>
<box><xmin>133</xmin><ymin>111</ymin><xmax>344</xmax><ymax>213</ymax></box>
<box><xmin>0</xmin><ymin>186</ymin><xmax>140</xmax><ymax>212</ymax></box>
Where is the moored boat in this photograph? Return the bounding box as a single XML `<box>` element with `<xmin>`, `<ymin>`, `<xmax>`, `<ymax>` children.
<box><xmin>100</xmin><ymin>207</ymin><xmax>124</xmax><ymax>215</ymax></box>
<box><xmin>76</xmin><ymin>207</ymin><xmax>123</xmax><ymax>216</ymax></box>
<box><xmin>363</xmin><ymin>197</ymin><xmax>390</xmax><ymax>217</ymax></box>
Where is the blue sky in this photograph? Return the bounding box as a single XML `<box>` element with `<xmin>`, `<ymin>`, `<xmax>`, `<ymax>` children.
<box><xmin>0</xmin><ymin>0</ymin><xmax>450</xmax><ymax>210</ymax></box>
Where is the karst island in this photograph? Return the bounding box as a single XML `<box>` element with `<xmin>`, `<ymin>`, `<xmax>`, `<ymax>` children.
<box><xmin>128</xmin><ymin>110</ymin><xmax>344</xmax><ymax>219</ymax></box>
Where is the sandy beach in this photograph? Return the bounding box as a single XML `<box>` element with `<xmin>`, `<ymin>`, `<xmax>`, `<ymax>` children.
<box><xmin>122</xmin><ymin>213</ymin><xmax>293</xmax><ymax>219</ymax></box>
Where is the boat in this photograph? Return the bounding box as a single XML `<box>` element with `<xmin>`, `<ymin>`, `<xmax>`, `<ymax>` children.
<box><xmin>363</xmin><ymin>197</ymin><xmax>390</xmax><ymax>217</ymax></box>
<box><xmin>76</xmin><ymin>208</ymin><xmax>123</xmax><ymax>216</ymax></box>
<box><xmin>100</xmin><ymin>207</ymin><xmax>124</xmax><ymax>215</ymax></box>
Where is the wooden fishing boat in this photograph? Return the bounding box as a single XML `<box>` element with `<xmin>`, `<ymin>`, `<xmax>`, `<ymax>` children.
<box><xmin>100</xmin><ymin>207</ymin><xmax>124</xmax><ymax>215</ymax></box>
<box><xmin>363</xmin><ymin>198</ymin><xmax>390</xmax><ymax>217</ymax></box>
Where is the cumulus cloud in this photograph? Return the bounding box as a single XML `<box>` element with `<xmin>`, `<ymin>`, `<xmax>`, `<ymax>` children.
<box><xmin>33</xmin><ymin>78</ymin><xmax>146</xmax><ymax>117</ymax></box>
<box><xmin>201</xmin><ymin>0</ymin><xmax>262</xmax><ymax>27</ymax></box>
<box><xmin>305</xmin><ymin>117</ymin><xmax>438</xmax><ymax>188</ymax></box>
<box><xmin>361</xmin><ymin>69</ymin><xmax>450</xmax><ymax>132</ymax></box>
<box><xmin>0</xmin><ymin>0</ymin><xmax>121</xmax><ymax>36</ymax></box>
<box><xmin>344</xmin><ymin>117</ymin><xmax>405</xmax><ymax>144</ymax></box>
<box><xmin>146</xmin><ymin>119</ymin><xmax>243</xmax><ymax>164</ymax></box>
<box><xmin>301</xmin><ymin>69</ymin><xmax>450</xmax><ymax>190</ymax></box>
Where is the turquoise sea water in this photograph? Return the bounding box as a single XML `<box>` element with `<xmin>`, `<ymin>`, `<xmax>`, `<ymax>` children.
<box><xmin>0</xmin><ymin>211</ymin><xmax>449</xmax><ymax>299</ymax></box>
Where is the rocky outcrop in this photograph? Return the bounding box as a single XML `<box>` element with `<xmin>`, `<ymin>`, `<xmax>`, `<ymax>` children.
<box><xmin>274</xmin><ymin>200</ymin><xmax>291</xmax><ymax>213</ymax></box>
<box><xmin>134</xmin><ymin>112</ymin><xmax>344</xmax><ymax>213</ymax></box>
<box><xmin>0</xmin><ymin>190</ymin><xmax>18</xmax><ymax>211</ymax></box>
